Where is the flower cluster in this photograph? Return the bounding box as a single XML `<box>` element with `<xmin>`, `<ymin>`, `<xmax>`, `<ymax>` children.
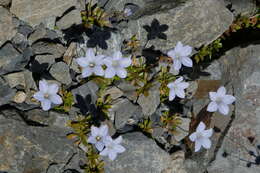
<box><xmin>76</xmin><ymin>49</ymin><xmax>132</xmax><ymax>79</ymax></box>
<box><xmin>88</xmin><ymin>125</ymin><xmax>126</xmax><ymax>161</ymax></box>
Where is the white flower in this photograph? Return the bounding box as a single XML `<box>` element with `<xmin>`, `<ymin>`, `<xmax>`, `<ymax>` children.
<box><xmin>100</xmin><ymin>136</ymin><xmax>126</xmax><ymax>161</ymax></box>
<box><xmin>207</xmin><ymin>86</ymin><xmax>236</xmax><ymax>115</ymax></box>
<box><xmin>167</xmin><ymin>41</ymin><xmax>193</xmax><ymax>71</ymax></box>
<box><xmin>103</xmin><ymin>51</ymin><xmax>132</xmax><ymax>78</ymax></box>
<box><xmin>33</xmin><ymin>80</ymin><xmax>63</xmax><ymax>111</ymax></box>
<box><xmin>189</xmin><ymin>122</ymin><xmax>213</xmax><ymax>152</ymax></box>
<box><xmin>124</xmin><ymin>8</ymin><xmax>133</xmax><ymax>17</ymax></box>
<box><xmin>76</xmin><ymin>48</ymin><xmax>105</xmax><ymax>78</ymax></box>
<box><xmin>87</xmin><ymin>125</ymin><xmax>109</xmax><ymax>152</ymax></box>
<box><xmin>167</xmin><ymin>77</ymin><xmax>189</xmax><ymax>101</ymax></box>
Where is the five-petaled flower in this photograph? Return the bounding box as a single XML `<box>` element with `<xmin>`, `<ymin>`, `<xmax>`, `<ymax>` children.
<box><xmin>100</xmin><ymin>136</ymin><xmax>126</xmax><ymax>161</ymax></box>
<box><xmin>88</xmin><ymin>125</ymin><xmax>109</xmax><ymax>152</ymax></box>
<box><xmin>207</xmin><ymin>86</ymin><xmax>236</xmax><ymax>115</ymax></box>
<box><xmin>33</xmin><ymin>80</ymin><xmax>63</xmax><ymax>111</ymax></box>
<box><xmin>167</xmin><ymin>77</ymin><xmax>189</xmax><ymax>101</ymax></box>
<box><xmin>189</xmin><ymin>122</ymin><xmax>213</xmax><ymax>152</ymax></box>
<box><xmin>167</xmin><ymin>41</ymin><xmax>193</xmax><ymax>71</ymax></box>
<box><xmin>76</xmin><ymin>48</ymin><xmax>105</xmax><ymax>78</ymax></box>
<box><xmin>103</xmin><ymin>51</ymin><xmax>132</xmax><ymax>78</ymax></box>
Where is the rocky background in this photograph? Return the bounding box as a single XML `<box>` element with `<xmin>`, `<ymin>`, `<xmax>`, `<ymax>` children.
<box><xmin>0</xmin><ymin>0</ymin><xmax>259</xmax><ymax>173</ymax></box>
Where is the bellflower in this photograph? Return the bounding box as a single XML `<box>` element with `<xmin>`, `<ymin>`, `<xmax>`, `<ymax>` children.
<box><xmin>76</xmin><ymin>48</ymin><xmax>105</xmax><ymax>78</ymax></box>
<box><xmin>189</xmin><ymin>122</ymin><xmax>213</xmax><ymax>152</ymax></box>
<box><xmin>167</xmin><ymin>77</ymin><xmax>189</xmax><ymax>101</ymax></box>
<box><xmin>207</xmin><ymin>86</ymin><xmax>236</xmax><ymax>115</ymax></box>
<box><xmin>88</xmin><ymin>125</ymin><xmax>109</xmax><ymax>152</ymax></box>
<box><xmin>33</xmin><ymin>80</ymin><xmax>63</xmax><ymax>111</ymax></box>
<box><xmin>100</xmin><ymin>136</ymin><xmax>126</xmax><ymax>161</ymax></box>
<box><xmin>103</xmin><ymin>51</ymin><xmax>132</xmax><ymax>78</ymax></box>
<box><xmin>167</xmin><ymin>41</ymin><xmax>193</xmax><ymax>71</ymax></box>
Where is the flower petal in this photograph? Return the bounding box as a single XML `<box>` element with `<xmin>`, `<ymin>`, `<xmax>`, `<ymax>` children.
<box><xmin>103</xmin><ymin>57</ymin><xmax>113</xmax><ymax>67</ymax></box>
<box><xmin>76</xmin><ymin>57</ymin><xmax>89</xmax><ymax>67</ymax></box>
<box><xmin>181</xmin><ymin>56</ymin><xmax>193</xmax><ymax>67</ymax></box>
<box><xmin>195</xmin><ymin>141</ymin><xmax>202</xmax><ymax>152</ymax></box>
<box><xmin>169</xmin><ymin>90</ymin><xmax>176</xmax><ymax>101</ymax></box>
<box><xmin>178</xmin><ymin>82</ymin><xmax>189</xmax><ymax>89</ymax></box>
<box><xmin>49</xmin><ymin>94</ymin><xmax>63</xmax><ymax>105</ymax></box>
<box><xmin>217</xmin><ymin>86</ymin><xmax>226</xmax><ymax>96</ymax></box>
<box><xmin>113</xmin><ymin>51</ymin><xmax>122</xmax><ymax>60</ymax></box>
<box><xmin>86</xmin><ymin>48</ymin><xmax>95</xmax><ymax>59</ymax></box>
<box><xmin>95</xmin><ymin>142</ymin><xmax>105</xmax><ymax>152</ymax></box>
<box><xmin>108</xmin><ymin>151</ymin><xmax>117</xmax><ymax>161</ymax></box>
<box><xmin>167</xmin><ymin>82</ymin><xmax>174</xmax><ymax>89</ymax></box>
<box><xmin>82</xmin><ymin>67</ymin><xmax>93</xmax><ymax>78</ymax></box>
<box><xmin>175</xmin><ymin>88</ymin><xmax>185</xmax><ymax>98</ymax></box>
<box><xmin>189</xmin><ymin>132</ymin><xmax>197</xmax><ymax>142</ymax></box>
<box><xmin>87</xmin><ymin>136</ymin><xmax>96</xmax><ymax>144</ymax></box>
<box><xmin>114</xmin><ymin>136</ymin><xmax>123</xmax><ymax>144</ymax></box>
<box><xmin>105</xmin><ymin>68</ymin><xmax>116</xmax><ymax>78</ymax></box>
<box><xmin>201</xmin><ymin>138</ymin><xmax>212</xmax><ymax>149</ymax></box>
<box><xmin>180</xmin><ymin>45</ymin><xmax>192</xmax><ymax>56</ymax></box>
<box><xmin>33</xmin><ymin>92</ymin><xmax>44</xmax><ymax>101</ymax></box>
<box><xmin>173</xmin><ymin>59</ymin><xmax>182</xmax><ymax>71</ymax></box>
<box><xmin>115</xmin><ymin>145</ymin><xmax>126</xmax><ymax>153</ymax></box>
<box><xmin>209</xmin><ymin>92</ymin><xmax>217</xmax><ymax>101</ymax></box>
<box><xmin>116</xmin><ymin>68</ymin><xmax>127</xmax><ymax>78</ymax></box>
<box><xmin>39</xmin><ymin>80</ymin><xmax>48</xmax><ymax>93</ymax></box>
<box><xmin>218</xmin><ymin>103</ymin><xmax>229</xmax><ymax>115</ymax></box>
<box><xmin>120</xmin><ymin>57</ymin><xmax>132</xmax><ymax>68</ymax></box>
<box><xmin>203</xmin><ymin>129</ymin><xmax>213</xmax><ymax>138</ymax></box>
<box><xmin>174</xmin><ymin>77</ymin><xmax>183</xmax><ymax>84</ymax></box>
<box><xmin>100</xmin><ymin>148</ymin><xmax>109</xmax><ymax>156</ymax></box>
<box><xmin>175</xmin><ymin>41</ymin><xmax>183</xmax><ymax>53</ymax></box>
<box><xmin>93</xmin><ymin>66</ymin><xmax>105</xmax><ymax>76</ymax></box>
<box><xmin>100</xmin><ymin>125</ymin><xmax>109</xmax><ymax>137</ymax></box>
<box><xmin>48</xmin><ymin>84</ymin><xmax>59</xmax><ymax>94</ymax></box>
<box><xmin>207</xmin><ymin>101</ymin><xmax>218</xmax><ymax>112</ymax></box>
<box><xmin>196</xmin><ymin>122</ymin><xmax>206</xmax><ymax>132</ymax></box>
<box><xmin>95</xmin><ymin>55</ymin><xmax>105</xmax><ymax>65</ymax></box>
<box><xmin>167</xmin><ymin>49</ymin><xmax>175</xmax><ymax>58</ymax></box>
<box><xmin>91</xmin><ymin>126</ymin><xmax>99</xmax><ymax>137</ymax></box>
<box><xmin>222</xmin><ymin>95</ymin><xmax>236</xmax><ymax>105</ymax></box>
<box><xmin>41</xmin><ymin>99</ymin><xmax>51</xmax><ymax>111</ymax></box>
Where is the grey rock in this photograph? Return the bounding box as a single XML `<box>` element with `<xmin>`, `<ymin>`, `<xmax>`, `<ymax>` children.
<box><xmin>0</xmin><ymin>43</ymin><xmax>32</xmax><ymax>75</ymax></box>
<box><xmin>116</xmin><ymin>81</ymin><xmax>138</xmax><ymax>101</ymax></box>
<box><xmin>71</xmin><ymin>81</ymin><xmax>99</xmax><ymax>106</ymax></box>
<box><xmin>0</xmin><ymin>108</ymin><xmax>24</xmax><ymax>122</ymax></box>
<box><xmin>34</xmin><ymin>54</ymin><xmax>56</xmax><ymax>71</ymax></box>
<box><xmin>0</xmin><ymin>0</ymin><xmax>11</xmax><ymax>6</ymax></box>
<box><xmin>32</xmin><ymin>41</ymin><xmax>66</xmax><ymax>59</ymax></box>
<box><xmin>49</xmin><ymin>62</ymin><xmax>72</xmax><ymax>85</ymax></box>
<box><xmin>122</xmin><ymin>0</ymin><xmax>233</xmax><ymax>51</ymax></box>
<box><xmin>0</xmin><ymin>118</ymin><xmax>77</xmax><ymax>173</ymax></box>
<box><xmin>104</xmin><ymin>87</ymin><xmax>124</xmax><ymax>100</ymax></box>
<box><xmin>224</xmin><ymin>0</ymin><xmax>257</xmax><ymax>17</ymax></box>
<box><xmin>0</xmin><ymin>7</ymin><xmax>17</xmax><ymax>47</ymax></box>
<box><xmin>10</xmin><ymin>0</ymin><xmax>84</xmax><ymax>29</ymax></box>
<box><xmin>174</xmin><ymin>117</ymin><xmax>191</xmax><ymax>142</ymax></box>
<box><xmin>56</xmin><ymin>9</ymin><xmax>82</xmax><ymax>30</ymax></box>
<box><xmin>108</xmin><ymin>98</ymin><xmax>143</xmax><ymax>129</ymax></box>
<box><xmin>11</xmin><ymin>33</ymin><xmax>28</xmax><ymax>51</ymax></box>
<box><xmin>0</xmin><ymin>78</ymin><xmax>16</xmax><ymax>106</ymax></box>
<box><xmin>28</xmin><ymin>23</ymin><xmax>60</xmax><ymax>44</ymax></box>
<box><xmin>206</xmin><ymin>44</ymin><xmax>260</xmax><ymax>173</ymax></box>
<box><xmin>104</xmin><ymin>132</ymin><xmax>185</xmax><ymax>173</ymax></box>
<box><xmin>137</xmin><ymin>83</ymin><xmax>160</xmax><ymax>116</ymax></box>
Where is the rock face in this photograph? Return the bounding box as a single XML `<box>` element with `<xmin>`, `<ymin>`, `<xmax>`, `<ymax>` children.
<box><xmin>224</xmin><ymin>0</ymin><xmax>257</xmax><ymax>17</ymax></box>
<box><xmin>206</xmin><ymin>44</ymin><xmax>260</xmax><ymax>173</ymax></box>
<box><xmin>104</xmin><ymin>132</ymin><xmax>186</xmax><ymax>173</ymax></box>
<box><xmin>121</xmin><ymin>0</ymin><xmax>233</xmax><ymax>51</ymax></box>
<box><xmin>0</xmin><ymin>78</ymin><xmax>16</xmax><ymax>106</ymax></box>
<box><xmin>0</xmin><ymin>7</ymin><xmax>17</xmax><ymax>47</ymax></box>
<box><xmin>10</xmin><ymin>0</ymin><xmax>84</xmax><ymax>29</ymax></box>
<box><xmin>49</xmin><ymin>62</ymin><xmax>72</xmax><ymax>85</ymax></box>
<box><xmin>0</xmin><ymin>119</ymin><xmax>78</xmax><ymax>173</ymax></box>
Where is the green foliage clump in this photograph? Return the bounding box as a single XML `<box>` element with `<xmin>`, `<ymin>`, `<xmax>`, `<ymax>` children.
<box><xmin>53</xmin><ymin>90</ymin><xmax>74</xmax><ymax>113</ymax></box>
<box><xmin>81</xmin><ymin>0</ymin><xmax>112</xmax><ymax>29</ymax></box>
<box><xmin>138</xmin><ymin>117</ymin><xmax>153</xmax><ymax>134</ymax></box>
<box><xmin>96</xmin><ymin>87</ymin><xmax>113</xmax><ymax>115</ymax></box>
<box><xmin>67</xmin><ymin>116</ymin><xmax>105</xmax><ymax>173</ymax></box>
<box><xmin>194</xmin><ymin>38</ymin><xmax>222</xmax><ymax>63</ymax></box>
<box><xmin>160</xmin><ymin>111</ymin><xmax>182</xmax><ymax>133</ymax></box>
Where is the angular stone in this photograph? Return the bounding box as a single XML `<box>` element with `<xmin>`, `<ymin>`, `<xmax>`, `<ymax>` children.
<box><xmin>0</xmin><ymin>0</ymin><xmax>11</xmax><ymax>6</ymax></box>
<box><xmin>108</xmin><ymin>98</ymin><xmax>143</xmax><ymax>129</ymax></box>
<box><xmin>49</xmin><ymin>62</ymin><xmax>72</xmax><ymax>85</ymax></box>
<box><xmin>32</xmin><ymin>41</ymin><xmax>66</xmax><ymax>59</ymax></box>
<box><xmin>122</xmin><ymin>0</ymin><xmax>233</xmax><ymax>51</ymax></box>
<box><xmin>34</xmin><ymin>54</ymin><xmax>56</xmax><ymax>71</ymax></box>
<box><xmin>0</xmin><ymin>78</ymin><xmax>16</xmax><ymax>106</ymax></box>
<box><xmin>0</xmin><ymin>118</ymin><xmax>77</xmax><ymax>173</ymax></box>
<box><xmin>56</xmin><ymin>9</ymin><xmax>82</xmax><ymax>30</ymax></box>
<box><xmin>10</xmin><ymin>0</ymin><xmax>84</xmax><ymax>29</ymax></box>
<box><xmin>137</xmin><ymin>83</ymin><xmax>160</xmax><ymax>116</ymax></box>
<box><xmin>13</xmin><ymin>91</ymin><xmax>27</xmax><ymax>104</ymax></box>
<box><xmin>104</xmin><ymin>87</ymin><xmax>124</xmax><ymax>100</ymax></box>
<box><xmin>116</xmin><ymin>81</ymin><xmax>138</xmax><ymax>101</ymax></box>
<box><xmin>104</xmin><ymin>132</ymin><xmax>185</xmax><ymax>173</ymax></box>
<box><xmin>224</xmin><ymin>0</ymin><xmax>257</xmax><ymax>17</ymax></box>
<box><xmin>0</xmin><ymin>7</ymin><xmax>17</xmax><ymax>47</ymax></box>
